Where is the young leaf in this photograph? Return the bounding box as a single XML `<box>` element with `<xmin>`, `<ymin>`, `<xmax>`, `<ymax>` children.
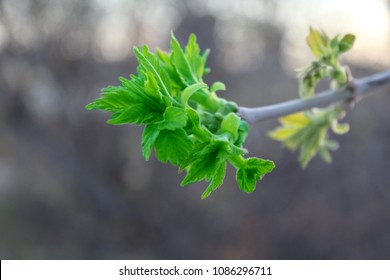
<box><xmin>235</xmin><ymin>120</ymin><xmax>249</xmax><ymax>147</ymax></box>
<box><xmin>185</xmin><ymin>107</ymin><xmax>212</xmax><ymax>141</ymax></box>
<box><xmin>86</xmin><ymin>83</ymin><xmax>165</xmax><ymax>125</ymax></box>
<box><xmin>185</xmin><ymin>107</ymin><xmax>201</xmax><ymax>130</ymax></box>
<box><xmin>181</xmin><ymin>141</ymin><xmax>229</xmax><ymax>185</ymax></box>
<box><xmin>280</xmin><ymin>112</ymin><xmax>310</xmax><ymax>126</ymax></box>
<box><xmin>236</xmin><ymin>158</ymin><xmax>275</xmax><ymax>193</ymax></box>
<box><xmin>154</xmin><ymin>128</ymin><xmax>193</xmax><ymax>166</ymax></box>
<box><xmin>306</xmin><ymin>27</ymin><xmax>325</xmax><ymax>58</ymax></box>
<box><xmin>201</xmin><ymin>161</ymin><xmax>226</xmax><ymax>199</ymax></box>
<box><xmin>339</xmin><ymin>34</ymin><xmax>356</xmax><ymax>53</ymax></box>
<box><xmin>200</xmin><ymin>49</ymin><xmax>211</xmax><ymax>75</ymax></box>
<box><xmin>107</xmin><ymin>104</ymin><xmax>156</xmax><ymax>125</ymax></box>
<box><xmin>162</xmin><ymin>106</ymin><xmax>188</xmax><ymax>130</ymax></box>
<box><xmin>298</xmin><ymin>126</ymin><xmax>324</xmax><ymax>168</ymax></box>
<box><xmin>171</xmin><ymin>33</ymin><xmax>197</xmax><ymax>84</ymax></box>
<box><xmin>221</xmin><ymin>112</ymin><xmax>241</xmax><ymax>141</ymax></box>
<box><xmin>268</xmin><ymin>112</ymin><xmax>310</xmax><ymax>144</ymax></box>
<box><xmin>211</xmin><ymin>82</ymin><xmax>226</xmax><ymax>93</ymax></box>
<box><xmin>144</xmin><ymin>71</ymin><xmax>161</xmax><ymax>98</ymax></box>
<box><xmin>268</xmin><ymin>108</ymin><xmax>344</xmax><ymax>167</ymax></box>
<box><xmin>319</xmin><ymin>146</ymin><xmax>332</xmax><ymax>163</ymax></box>
<box><xmin>134</xmin><ymin>46</ymin><xmax>172</xmax><ymax>99</ymax></box>
<box><xmin>181</xmin><ymin>83</ymin><xmax>207</xmax><ymax>106</ymax></box>
<box><xmin>268</xmin><ymin>126</ymin><xmax>300</xmax><ymax>142</ymax></box>
<box><xmin>156</xmin><ymin>48</ymin><xmax>187</xmax><ymax>89</ymax></box>
<box><xmin>142</xmin><ymin>124</ymin><xmax>161</xmax><ymax>160</ymax></box>
<box><xmin>86</xmin><ymin>86</ymin><xmax>135</xmax><ymax>112</ymax></box>
<box><xmin>331</xmin><ymin>121</ymin><xmax>350</xmax><ymax>134</ymax></box>
<box><xmin>185</xmin><ymin>34</ymin><xmax>204</xmax><ymax>81</ymax></box>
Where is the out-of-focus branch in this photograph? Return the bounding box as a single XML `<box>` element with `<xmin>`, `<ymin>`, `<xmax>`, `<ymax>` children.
<box><xmin>238</xmin><ymin>70</ymin><xmax>390</xmax><ymax>124</ymax></box>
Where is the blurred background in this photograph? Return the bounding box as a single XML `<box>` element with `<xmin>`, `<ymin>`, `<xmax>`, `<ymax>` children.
<box><xmin>1</xmin><ymin>0</ymin><xmax>390</xmax><ymax>259</ymax></box>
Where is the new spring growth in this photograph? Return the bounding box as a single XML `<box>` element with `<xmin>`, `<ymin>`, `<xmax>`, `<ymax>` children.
<box><xmin>87</xmin><ymin>28</ymin><xmax>359</xmax><ymax>198</ymax></box>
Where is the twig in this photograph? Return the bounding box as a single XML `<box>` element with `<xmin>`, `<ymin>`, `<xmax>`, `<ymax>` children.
<box><xmin>238</xmin><ymin>70</ymin><xmax>390</xmax><ymax>124</ymax></box>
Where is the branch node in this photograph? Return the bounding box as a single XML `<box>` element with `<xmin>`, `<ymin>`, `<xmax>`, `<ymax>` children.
<box><xmin>344</xmin><ymin>67</ymin><xmax>357</xmax><ymax>110</ymax></box>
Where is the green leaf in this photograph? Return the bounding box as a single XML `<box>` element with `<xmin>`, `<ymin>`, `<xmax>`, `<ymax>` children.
<box><xmin>339</xmin><ymin>34</ymin><xmax>355</xmax><ymax>53</ymax></box>
<box><xmin>236</xmin><ymin>158</ymin><xmax>275</xmax><ymax>193</ymax></box>
<box><xmin>185</xmin><ymin>34</ymin><xmax>204</xmax><ymax>81</ymax></box>
<box><xmin>144</xmin><ymin>71</ymin><xmax>161</xmax><ymax>98</ymax></box>
<box><xmin>162</xmin><ymin>106</ymin><xmax>188</xmax><ymax>130</ymax></box>
<box><xmin>269</xmin><ymin>106</ymin><xmax>347</xmax><ymax>168</ymax></box>
<box><xmin>268</xmin><ymin>112</ymin><xmax>311</xmax><ymax>145</ymax></box>
<box><xmin>280</xmin><ymin>112</ymin><xmax>310</xmax><ymax>126</ymax></box>
<box><xmin>299</xmin><ymin>127</ymin><xmax>323</xmax><ymax>168</ymax></box>
<box><xmin>108</xmin><ymin>104</ymin><xmax>153</xmax><ymax>125</ymax></box>
<box><xmin>181</xmin><ymin>83</ymin><xmax>207</xmax><ymax>106</ymax></box>
<box><xmin>319</xmin><ymin>147</ymin><xmax>332</xmax><ymax>163</ymax></box>
<box><xmin>331</xmin><ymin>121</ymin><xmax>350</xmax><ymax>134</ymax></box>
<box><xmin>330</xmin><ymin>35</ymin><xmax>340</xmax><ymax>50</ymax></box>
<box><xmin>181</xmin><ymin>141</ymin><xmax>228</xmax><ymax>185</ymax></box>
<box><xmin>185</xmin><ymin>107</ymin><xmax>201</xmax><ymax>129</ymax></box>
<box><xmin>221</xmin><ymin>112</ymin><xmax>241</xmax><ymax>141</ymax></box>
<box><xmin>211</xmin><ymin>82</ymin><xmax>226</xmax><ymax>93</ymax></box>
<box><xmin>141</xmin><ymin>47</ymin><xmax>173</xmax><ymax>94</ymax></box>
<box><xmin>185</xmin><ymin>107</ymin><xmax>211</xmax><ymax>141</ymax></box>
<box><xmin>86</xmin><ymin>83</ymin><xmax>165</xmax><ymax>125</ymax></box>
<box><xmin>155</xmin><ymin>128</ymin><xmax>193</xmax><ymax>166</ymax></box>
<box><xmin>201</xmin><ymin>161</ymin><xmax>226</xmax><ymax>199</ymax></box>
<box><xmin>119</xmin><ymin>76</ymin><xmax>164</xmax><ymax>111</ymax></box>
<box><xmin>142</xmin><ymin>124</ymin><xmax>161</xmax><ymax>160</ymax></box>
<box><xmin>268</xmin><ymin>126</ymin><xmax>299</xmax><ymax>142</ymax></box>
<box><xmin>134</xmin><ymin>46</ymin><xmax>172</xmax><ymax>99</ymax></box>
<box><xmin>156</xmin><ymin>48</ymin><xmax>187</xmax><ymax>89</ymax></box>
<box><xmin>86</xmin><ymin>86</ymin><xmax>135</xmax><ymax>112</ymax></box>
<box><xmin>200</xmin><ymin>49</ymin><xmax>210</xmax><ymax>75</ymax></box>
<box><xmin>171</xmin><ymin>33</ymin><xmax>197</xmax><ymax>84</ymax></box>
<box><xmin>235</xmin><ymin>120</ymin><xmax>249</xmax><ymax>147</ymax></box>
<box><xmin>306</xmin><ymin>27</ymin><xmax>324</xmax><ymax>58</ymax></box>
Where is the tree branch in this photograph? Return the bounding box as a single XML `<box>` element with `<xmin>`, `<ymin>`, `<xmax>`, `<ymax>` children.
<box><xmin>238</xmin><ymin>70</ymin><xmax>390</xmax><ymax>124</ymax></box>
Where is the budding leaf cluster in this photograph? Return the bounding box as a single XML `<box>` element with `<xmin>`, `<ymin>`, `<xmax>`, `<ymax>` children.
<box><xmin>86</xmin><ymin>33</ymin><xmax>275</xmax><ymax>199</ymax></box>
<box><xmin>269</xmin><ymin>109</ymin><xmax>349</xmax><ymax>167</ymax></box>
<box><xmin>269</xmin><ymin>28</ymin><xmax>355</xmax><ymax>167</ymax></box>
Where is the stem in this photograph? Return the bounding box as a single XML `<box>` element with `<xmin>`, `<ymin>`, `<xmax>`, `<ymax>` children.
<box><xmin>239</xmin><ymin>70</ymin><xmax>390</xmax><ymax>124</ymax></box>
<box><xmin>228</xmin><ymin>155</ymin><xmax>246</xmax><ymax>169</ymax></box>
<box><xmin>190</xmin><ymin>89</ymin><xmax>224</xmax><ymax>112</ymax></box>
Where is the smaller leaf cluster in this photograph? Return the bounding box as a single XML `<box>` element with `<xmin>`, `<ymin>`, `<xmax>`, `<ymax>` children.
<box><xmin>87</xmin><ymin>33</ymin><xmax>274</xmax><ymax>198</ymax></box>
<box><xmin>298</xmin><ymin>27</ymin><xmax>355</xmax><ymax>98</ymax></box>
<box><xmin>269</xmin><ymin>109</ymin><xmax>349</xmax><ymax>167</ymax></box>
<box><xmin>269</xmin><ymin>28</ymin><xmax>355</xmax><ymax>167</ymax></box>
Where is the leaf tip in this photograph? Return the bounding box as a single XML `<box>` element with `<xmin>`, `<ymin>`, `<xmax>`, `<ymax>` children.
<box><xmin>85</xmin><ymin>102</ymin><xmax>96</xmax><ymax>110</ymax></box>
<box><xmin>201</xmin><ymin>191</ymin><xmax>210</xmax><ymax>200</ymax></box>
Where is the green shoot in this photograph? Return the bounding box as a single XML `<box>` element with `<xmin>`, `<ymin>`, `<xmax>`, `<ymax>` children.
<box><xmin>86</xmin><ymin>33</ymin><xmax>275</xmax><ymax>199</ymax></box>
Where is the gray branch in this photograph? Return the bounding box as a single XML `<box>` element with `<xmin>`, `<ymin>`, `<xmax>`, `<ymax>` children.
<box><xmin>238</xmin><ymin>70</ymin><xmax>390</xmax><ymax>124</ymax></box>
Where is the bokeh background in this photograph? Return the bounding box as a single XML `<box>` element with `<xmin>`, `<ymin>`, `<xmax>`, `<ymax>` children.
<box><xmin>1</xmin><ymin>0</ymin><xmax>390</xmax><ymax>259</ymax></box>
